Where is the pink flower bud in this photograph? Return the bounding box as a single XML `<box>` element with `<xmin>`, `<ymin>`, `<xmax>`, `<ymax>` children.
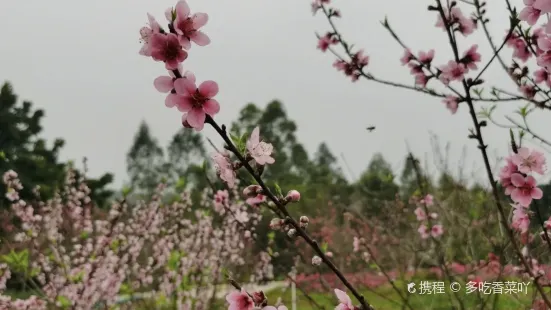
<box><xmin>287</xmin><ymin>228</ymin><xmax>297</xmax><ymax>238</ymax></box>
<box><xmin>325</xmin><ymin>251</ymin><xmax>333</xmax><ymax>258</ymax></box>
<box><xmin>311</xmin><ymin>256</ymin><xmax>322</xmax><ymax>266</ymax></box>
<box><xmin>243</xmin><ymin>185</ymin><xmax>262</xmax><ymax>198</ymax></box>
<box><xmin>269</xmin><ymin>218</ymin><xmax>284</xmax><ymax>230</ymax></box>
<box><xmin>285</xmin><ymin>190</ymin><xmax>300</xmax><ymax>202</ymax></box>
<box><xmin>299</xmin><ymin>216</ymin><xmax>309</xmax><ymax>228</ymax></box>
<box><xmin>252</xmin><ymin>291</ymin><xmax>267</xmax><ymax>306</ymax></box>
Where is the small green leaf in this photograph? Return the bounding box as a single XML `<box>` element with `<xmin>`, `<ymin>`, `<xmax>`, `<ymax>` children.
<box><xmin>321</xmin><ymin>242</ymin><xmax>328</xmax><ymax>252</ymax></box>
<box><xmin>274</xmin><ymin>183</ymin><xmax>283</xmax><ymax>197</ymax></box>
<box><xmin>121</xmin><ymin>186</ymin><xmax>133</xmax><ymax>197</ymax></box>
<box><xmin>56</xmin><ymin>295</ymin><xmax>72</xmax><ymax>309</ymax></box>
<box><xmin>268</xmin><ymin>231</ymin><xmax>275</xmax><ymax>242</ymax></box>
<box><xmin>168</xmin><ymin>251</ymin><xmax>182</xmax><ymax>270</ymax></box>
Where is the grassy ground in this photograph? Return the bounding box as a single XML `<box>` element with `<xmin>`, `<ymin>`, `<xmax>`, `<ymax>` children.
<box><xmin>263</xmin><ymin>281</ymin><xmax>539</xmax><ymax>310</ymax></box>
<box><xmin>4</xmin><ymin>280</ymin><xmax>543</xmax><ymax>309</ymax></box>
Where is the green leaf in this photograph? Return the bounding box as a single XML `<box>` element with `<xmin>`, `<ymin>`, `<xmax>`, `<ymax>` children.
<box><xmin>274</xmin><ymin>183</ymin><xmax>283</xmax><ymax>197</ymax></box>
<box><xmin>321</xmin><ymin>242</ymin><xmax>328</xmax><ymax>252</ymax></box>
<box><xmin>175</xmin><ymin>177</ymin><xmax>186</xmax><ymax>190</ymax></box>
<box><xmin>121</xmin><ymin>186</ymin><xmax>133</xmax><ymax>197</ymax></box>
<box><xmin>56</xmin><ymin>295</ymin><xmax>71</xmax><ymax>309</ymax></box>
<box><xmin>267</xmin><ymin>231</ymin><xmax>275</xmax><ymax>242</ymax></box>
<box><xmin>168</xmin><ymin>250</ymin><xmax>182</xmax><ymax>270</ymax></box>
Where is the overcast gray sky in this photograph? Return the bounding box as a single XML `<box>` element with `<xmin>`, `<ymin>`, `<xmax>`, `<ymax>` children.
<box><xmin>1</xmin><ymin>0</ymin><xmax>547</xmax><ymax>189</ymax></box>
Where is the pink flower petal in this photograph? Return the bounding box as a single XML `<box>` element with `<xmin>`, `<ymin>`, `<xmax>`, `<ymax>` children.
<box><xmin>198</xmin><ymin>80</ymin><xmax>219</xmax><ymax>97</ymax></box>
<box><xmin>192</xmin><ymin>13</ymin><xmax>209</xmax><ymax>28</ymax></box>
<box><xmin>178</xmin><ymin>36</ymin><xmax>192</xmax><ymax>49</ymax></box>
<box><xmin>532</xmin><ymin>187</ymin><xmax>543</xmax><ymax>199</ymax></box>
<box><xmin>190</xmin><ymin>31</ymin><xmax>210</xmax><ymax>46</ymax></box>
<box><xmin>203</xmin><ymin>99</ymin><xmax>220</xmax><ymax>115</ymax></box>
<box><xmin>187</xmin><ymin>108</ymin><xmax>206</xmax><ymax>130</ymax></box>
<box><xmin>174</xmin><ymin>78</ymin><xmax>197</xmax><ymax>95</ymax></box>
<box><xmin>154</xmin><ymin>76</ymin><xmax>174</xmax><ymax>93</ymax></box>
<box><xmin>183</xmin><ymin>71</ymin><xmax>196</xmax><ymax>83</ymax></box>
<box><xmin>175</xmin><ymin>0</ymin><xmax>190</xmax><ymax>19</ymax></box>
<box><xmin>511</xmin><ymin>173</ymin><xmax>525</xmax><ymax>187</ymax></box>
<box><xmin>165</xmin><ymin>93</ymin><xmax>179</xmax><ymax>108</ymax></box>
<box><xmin>175</xmin><ymin>96</ymin><xmax>194</xmax><ymax>112</ymax></box>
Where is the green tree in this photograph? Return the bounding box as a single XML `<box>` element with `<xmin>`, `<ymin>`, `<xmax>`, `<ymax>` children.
<box><xmin>354</xmin><ymin>153</ymin><xmax>399</xmax><ymax>215</ymax></box>
<box><xmin>0</xmin><ymin>82</ymin><xmax>114</xmax><ymax>209</ymax></box>
<box><xmin>126</xmin><ymin>121</ymin><xmax>165</xmax><ymax>197</ymax></box>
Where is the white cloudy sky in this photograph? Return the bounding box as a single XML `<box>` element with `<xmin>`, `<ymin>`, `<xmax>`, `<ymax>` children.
<box><xmin>1</xmin><ymin>0</ymin><xmax>547</xmax><ymax>189</ymax></box>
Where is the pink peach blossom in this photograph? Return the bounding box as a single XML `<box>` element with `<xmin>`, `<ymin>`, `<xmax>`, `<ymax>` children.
<box><xmin>172</xmin><ymin>0</ymin><xmax>210</xmax><ymax>49</ymax></box>
<box><xmin>510</xmin><ymin>173</ymin><xmax>543</xmax><ymax>207</ymax></box>
<box><xmin>507</xmin><ymin>35</ymin><xmax>531</xmax><ymax>62</ymax></box>
<box><xmin>212</xmin><ymin>152</ymin><xmax>236</xmax><ymax>188</ymax></box>
<box><xmin>246</xmin><ymin>127</ymin><xmax>275</xmax><ymax>165</ymax></box>
<box><xmin>512</xmin><ymin>204</ymin><xmax>531</xmax><ymax>233</ymax></box>
<box><xmin>461</xmin><ymin>44</ymin><xmax>481</xmax><ymax>70</ymax></box>
<box><xmin>334</xmin><ymin>289</ymin><xmax>356</xmax><ymax>310</ymax></box>
<box><xmin>431</xmin><ymin>224</ymin><xmax>444</xmax><ymax>238</ymax></box>
<box><xmin>317</xmin><ymin>33</ymin><xmax>338</xmax><ymax>52</ymax></box>
<box><xmin>149</xmin><ymin>33</ymin><xmax>188</xmax><ymax>70</ymax></box>
<box><xmin>139</xmin><ymin>14</ymin><xmax>161</xmax><ymax>56</ymax></box>
<box><xmin>400</xmin><ymin>49</ymin><xmax>414</xmax><ymax>65</ymax></box>
<box><xmin>226</xmin><ymin>289</ymin><xmax>254</xmax><ymax>310</ymax></box>
<box><xmin>520</xmin><ymin>0</ymin><xmax>542</xmax><ymax>25</ymax></box>
<box><xmin>439</xmin><ymin>61</ymin><xmax>466</xmax><ymax>85</ymax></box>
<box><xmin>173</xmin><ymin>78</ymin><xmax>220</xmax><ymax>130</ymax></box>
<box><xmin>418</xmin><ymin>49</ymin><xmax>435</xmax><ymax>65</ymax></box>
<box><xmin>414</xmin><ymin>207</ymin><xmax>426</xmax><ymax>221</ymax></box>
<box><xmin>512</xmin><ymin>147</ymin><xmax>546</xmax><ymax>175</ymax></box>
<box><xmin>534</xmin><ymin>0</ymin><xmax>551</xmax><ymax>14</ymax></box>
<box><xmin>418</xmin><ymin>225</ymin><xmax>429</xmax><ymax>239</ymax></box>
<box><xmin>442</xmin><ymin>96</ymin><xmax>459</xmax><ymax>114</ymax></box>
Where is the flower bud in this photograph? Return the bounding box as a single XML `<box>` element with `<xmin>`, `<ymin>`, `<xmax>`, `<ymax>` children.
<box><xmin>287</xmin><ymin>228</ymin><xmax>297</xmax><ymax>238</ymax></box>
<box><xmin>299</xmin><ymin>216</ymin><xmax>309</xmax><ymax>228</ymax></box>
<box><xmin>311</xmin><ymin>256</ymin><xmax>322</xmax><ymax>266</ymax></box>
<box><xmin>252</xmin><ymin>291</ymin><xmax>267</xmax><ymax>306</ymax></box>
<box><xmin>269</xmin><ymin>218</ymin><xmax>284</xmax><ymax>230</ymax></box>
<box><xmin>325</xmin><ymin>251</ymin><xmax>333</xmax><ymax>258</ymax></box>
<box><xmin>243</xmin><ymin>185</ymin><xmax>262</xmax><ymax>198</ymax></box>
<box><xmin>285</xmin><ymin>190</ymin><xmax>301</xmax><ymax>202</ymax></box>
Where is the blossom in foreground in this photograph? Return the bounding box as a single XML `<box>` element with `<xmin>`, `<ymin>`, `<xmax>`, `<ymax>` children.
<box><xmin>173</xmin><ymin>78</ymin><xmax>220</xmax><ymax>130</ymax></box>
<box><xmin>263</xmin><ymin>306</ymin><xmax>288</xmax><ymax>310</ymax></box>
<box><xmin>226</xmin><ymin>289</ymin><xmax>254</xmax><ymax>310</ymax></box>
<box><xmin>511</xmin><ymin>147</ymin><xmax>546</xmax><ymax>175</ymax></box>
<box><xmin>317</xmin><ymin>32</ymin><xmax>338</xmax><ymax>52</ymax></box>
<box><xmin>150</xmin><ymin>33</ymin><xmax>189</xmax><ymax>70</ymax></box>
<box><xmin>139</xmin><ymin>14</ymin><xmax>161</xmax><ymax>56</ymax></box>
<box><xmin>438</xmin><ymin>61</ymin><xmax>466</xmax><ymax>85</ymax></box>
<box><xmin>154</xmin><ymin>66</ymin><xmax>197</xmax><ymax>108</ymax></box>
<box><xmin>435</xmin><ymin>7</ymin><xmax>476</xmax><ymax>37</ymax></box>
<box><xmin>246</xmin><ymin>127</ymin><xmax>275</xmax><ymax>165</ymax></box>
<box><xmin>431</xmin><ymin>224</ymin><xmax>444</xmax><ymax>238</ymax></box>
<box><xmin>520</xmin><ymin>0</ymin><xmax>542</xmax><ymax>25</ymax></box>
<box><xmin>172</xmin><ymin>0</ymin><xmax>210</xmax><ymax>49</ymax></box>
<box><xmin>512</xmin><ymin>204</ymin><xmax>530</xmax><ymax>233</ymax></box>
<box><xmin>509</xmin><ymin>173</ymin><xmax>543</xmax><ymax>207</ymax></box>
<box><xmin>414</xmin><ymin>207</ymin><xmax>426</xmax><ymax>221</ymax></box>
<box><xmin>442</xmin><ymin>96</ymin><xmax>459</xmax><ymax>114</ymax></box>
<box><xmin>212</xmin><ymin>152</ymin><xmax>236</xmax><ymax>187</ymax></box>
<box><xmin>418</xmin><ymin>225</ymin><xmax>429</xmax><ymax>239</ymax></box>
<box><xmin>334</xmin><ymin>289</ymin><xmax>358</xmax><ymax>310</ymax></box>
<box><xmin>460</xmin><ymin>44</ymin><xmax>481</xmax><ymax>71</ymax></box>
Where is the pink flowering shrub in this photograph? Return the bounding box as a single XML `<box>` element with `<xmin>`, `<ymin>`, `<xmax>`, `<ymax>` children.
<box><xmin>10</xmin><ymin>0</ymin><xmax>551</xmax><ymax>308</ymax></box>
<box><xmin>0</xmin><ymin>168</ymin><xmax>267</xmax><ymax>309</ymax></box>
